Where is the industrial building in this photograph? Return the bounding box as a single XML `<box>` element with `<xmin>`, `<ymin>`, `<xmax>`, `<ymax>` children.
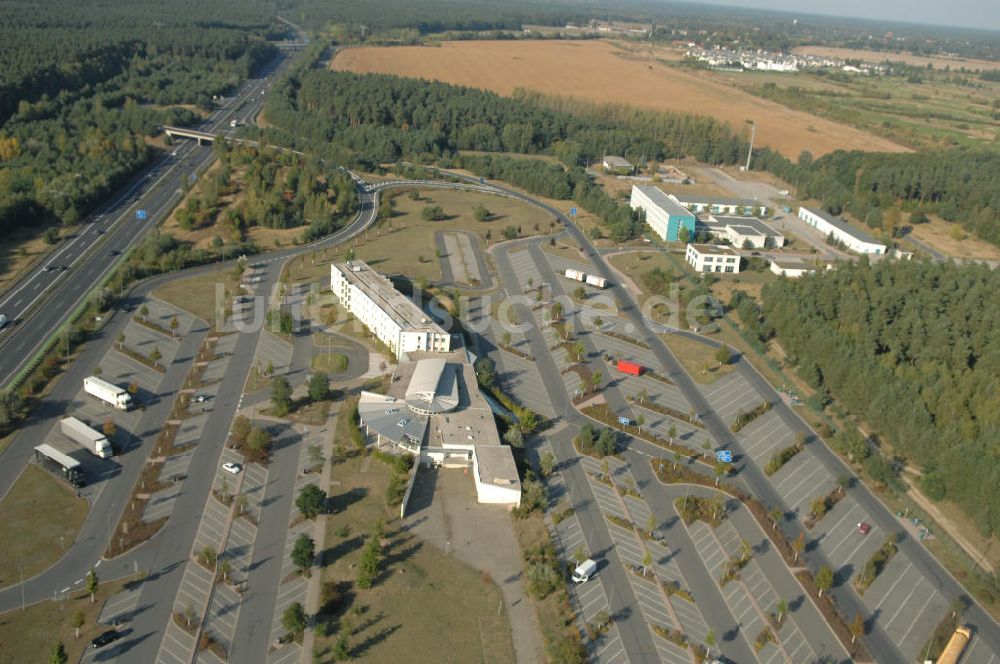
<box><xmin>331</xmin><ymin>260</ymin><xmax>452</xmax><ymax>355</ymax></box>
<box><xmin>797</xmin><ymin>207</ymin><xmax>887</xmax><ymax>255</ymax></box>
<box><xmin>602</xmin><ymin>155</ymin><xmax>634</xmax><ymax>174</ymax></box>
<box><xmin>357</xmin><ymin>352</ymin><xmax>521</xmax><ymax>507</ymax></box>
<box><xmin>685</xmin><ymin>243</ymin><xmax>742</xmax><ymax>274</ymax></box>
<box><xmin>699</xmin><ymin>214</ymin><xmax>785</xmax><ymax>248</ymax></box>
<box><xmin>671</xmin><ymin>193</ymin><xmax>768</xmax><ymax>216</ymax></box>
<box><xmin>769</xmin><ymin>257</ymin><xmax>815</xmax><ymax>278</ymax></box>
<box><xmin>630</xmin><ymin>185</ymin><xmax>697</xmax><ymax>242</ymax></box>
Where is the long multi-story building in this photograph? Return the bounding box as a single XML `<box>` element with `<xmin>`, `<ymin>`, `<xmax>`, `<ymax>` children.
<box><xmin>630</xmin><ymin>185</ymin><xmax>697</xmax><ymax>242</ymax></box>
<box><xmin>797</xmin><ymin>207</ymin><xmax>887</xmax><ymax>255</ymax></box>
<box><xmin>331</xmin><ymin>261</ymin><xmax>452</xmax><ymax>355</ymax></box>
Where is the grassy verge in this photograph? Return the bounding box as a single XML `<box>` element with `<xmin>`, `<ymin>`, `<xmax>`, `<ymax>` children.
<box><xmin>662</xmin><ymin>333</ymin><xmax>735</xmax><ymax>385</ymax></box>
<box><xmin>153</xmin><ymin>268</ymin><xmax>240</xmax><ymax>325</ymax></box>
<box><xmin>0</xmin><ymin>465</ymin><xmax>89</xmax><ymax>589</ymax></box>
<box><xmin>0</xmin><ymin>574</ymin><xmax>139</xmax><ymax>664</ymax></box>
<box><xmin>313</xmin><ymin>454</ymin><xmax>515</xmax><ymax>663</ymax></box>
<box><xmin>310</xmin><ymin>352</ymin><xmax>347</xmax><ymax>374</ymax></box>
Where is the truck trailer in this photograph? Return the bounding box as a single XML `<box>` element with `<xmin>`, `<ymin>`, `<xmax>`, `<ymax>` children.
<box><xmin>564</xmin><ymin>269</ymin><xmax>586</xmax><ymax>282</ymax></box>
<box><xmin>60</xmin><ymin>417</ymin><xmax>113</xmax><ymax>459</ymax></box>
<box><xmin>34</xmin><ymin>444</ymin><xmax>84</xmax><ymax>487</ymax></box>
<box><xmin>83</xmin><ymin>376</ymin><xmax>132</xmax><ymax>410</ymax></box>
<box><xmin>585</xmin><ymin>274</ymin><xmax>607</xmax><ymax>288</ymax></box>
<box><xmin>616</xmin><ymin>360</ymin><xmax>643</xmax><ymax>376</ymax></box>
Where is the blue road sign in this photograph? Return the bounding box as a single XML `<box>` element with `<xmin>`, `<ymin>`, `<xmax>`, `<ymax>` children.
<box><xmin>135</xmin><ymin>209</ymin><xmax>147</xmax><ymax>220</ymax></box>
<box><xmin>618</xmin><ymin>416</ymin><xmax>631</xmax><ymax>426</ymax></box>
<box><xmin>716</xmin><ymin>450</ymin><xmax>733</xmax><ymax>463</ymax></box>
<box><xmin>569</xmin><ymin>207</ymin><xmax>577</xmax><ymax>217</ymax></box>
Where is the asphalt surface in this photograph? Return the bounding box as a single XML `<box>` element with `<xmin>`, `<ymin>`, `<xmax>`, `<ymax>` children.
<box><xmin>0</xmin><ymin>53</ymin><xmax>288</xmax><ymax>390</ymax></box>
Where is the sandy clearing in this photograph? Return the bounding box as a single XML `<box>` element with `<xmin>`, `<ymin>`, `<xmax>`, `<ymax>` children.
<box><xmin>792</xmin><ymin>46</ymin><xmax>1000</xmax><ymax>72</ymax></box>
<box><xmin>331</xmin><ymin>39</ymin><xmax>909</xmax><ymax>158</ymax></box>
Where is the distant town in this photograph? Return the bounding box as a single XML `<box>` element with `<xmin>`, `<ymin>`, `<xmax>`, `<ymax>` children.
<box><xmin>685</xmin><ymin>44</ymin><xmax>883</xmax><ymax>74</ymax></box>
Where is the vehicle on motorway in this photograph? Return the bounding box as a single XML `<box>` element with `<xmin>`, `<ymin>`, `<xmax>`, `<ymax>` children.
<box><xmin>60</xmin><ymin>416</ymin><xmax>113</xmax><ymax>459</ymax></box>
<box><xmin>936</xmin><ymin>625</ymin><xmax>972</xmax><ymax>664</ymax></box>
<box><xmin>84</xmin><ymin>375</ymin><xmax>133</xmax><ymax>410</ymax></box>
<box><xmin>109</xmin><ymin>249</ymin><xmax>121</xmax><ymax>256</ymax></box>
<box><xmin>222</xmin><ymin>462</ymin><xmax>242</xmax><ymax>474</ymax></box>
<box><xmin>572</xmin><ymin>558</ymin><xmax>597</xmax><ymax>583</ymax></box>
<box><xmin>0</xmin><ymin>314</ymin><xmax>7</xmax><ymax>329</ymax></box>
<box><xmin>194</xmin><ymin>394</ymin><xmax>207</xmax><ymax>403</ymax></box>
<box><xmin>91</xmin><ymin>630</ymin><xmax>122</xmax><ymax>649</ymax></box>
<box><xmin>857</xmin><ymin>521</ymin><xmax>871</xmax><ymax>535</ymax></box>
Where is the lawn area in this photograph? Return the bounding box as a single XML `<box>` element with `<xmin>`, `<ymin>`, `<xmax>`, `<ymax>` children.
<box><xmin>662</xmin><ymin>333</ymin><xmax>735</xmax><ymax>385</ymax></box>
<box><xmin>351</xmin><ymin>188</ymin><xmax>553</xmax><ymax>285</ymax></box>
<box><xmin>314</xmin><ymin>455</ymin><xmax>515</xmax><ymax>663</ymax></box>
<box><xmin>708</xmin><ymin>268</ymin><xmax>777</xmax><ymax>305</ymax></box>
<box><xmin>310</xmin><ymin>352</ymin><xmax>348</xmax><ymax>374</ymax></box>
<box><xmin>0</xmin><ymin>575</ymin><xmax>138</xmax><ymax>664</ymax></box>
<box><xmin>153</xmin><ymin>267</ymin><xmax>240</xmax><ymax>324</ymax></box>
<box><xmin>0</xmin><ymin>222</ymin><xmax>70</xmax><ymax>294</ymax></box>
<box><xmin>0</xmin><ymin>465</ymin><xmax>89</xmax><ymax>590</ymax></box>
<box><xmin>607</xmin><ymin>249</ymin><xmax>681</xmax><ymax>308</ymax></box>
<box><xmin>907</xmin><ymin>213</ymin><xmax>1000</xmax><ymax>261</ymax></box>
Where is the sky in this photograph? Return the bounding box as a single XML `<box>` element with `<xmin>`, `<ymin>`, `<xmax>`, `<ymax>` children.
<box><xmin>689</xmin><ymin>0</ymin><xmax>1000</xmax><ymax>32</ymax></box>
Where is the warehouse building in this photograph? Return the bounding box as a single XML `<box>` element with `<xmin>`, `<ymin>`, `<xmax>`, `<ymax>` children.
<box><xmin>769</xmin><ymin>257</ymin><xmax>815</xmax><ymax>278</ymax></box>
<box><xmin>357</xmin><ymin>352</ymin><xmax>521</xmax><ymax>507</ymax></box>
<box><xmin>699</xmin><ymin>214</ymin><xmax>785</xmax><ymax>248</ymax></box>
<box><xmin>685</xmin><ymin>243</ymin><xmax>742</xmax><ymax>274</ymax></box>
<box><xmin>602</xmin><ymin>155</ymin><xmax>635</xmax><ymax>174</ymax></box>
<box><xmin>331</xmin><ymin>260</ymin><xmax>452</xmax><ymax>355</ymax></box>
<box><xmin>797</xmin><ymin>207</ymin><xmax>886</xmax><ymax>255</ymax></box>
<box><xmin>671</xmin><ymin>193</ymin><xmax>768</xmax><ymax>216</ymax></box>
<box><xmin>630</xmin><ymin>185</ymin><xmax>697</xmax><ymax>242</ymax></box>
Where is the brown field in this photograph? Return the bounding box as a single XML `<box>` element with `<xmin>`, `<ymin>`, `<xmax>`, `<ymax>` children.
<box><xmin>332</xmin><ymin>40</ymin><xmax>908</xmax><ymax>158</ymax></box>
<box><xmin>907</xmin><ymin>214</ymin><xmax>1000</xmax><ymax>261</ymax></box>
<box><xmin>792</xmin><ymin>46</ymin><xmax>1000</xmax><ymax>72</ymax></box>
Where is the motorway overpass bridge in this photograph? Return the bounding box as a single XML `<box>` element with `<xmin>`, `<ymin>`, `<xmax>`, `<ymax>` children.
<box><xmin>162</xmin><ymin>125</ymin><xmax>218</xmax><ymax>145</ymax></box>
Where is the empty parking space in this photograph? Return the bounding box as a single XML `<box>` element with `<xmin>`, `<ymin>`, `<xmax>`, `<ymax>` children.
<box><xmin>589</xmin><ymin>332</ymin><xmax>660</xmax><ymax>370</ymax></box>
<box><xmin>142</xmin><ymin>485</ymin><xmax>183</xmax><ymax>523</ymax></box>
<box><xmin>492</xmin><ymin>348</ymin><xmax>556</xmax><ymax>419</ymax></box>
<box><xmin>700</xmin><ymin>372</ymin><xmax>762</xmax><ymax>423</ymax></box>
<box><xmin>630</xmin><ymin>404</ymin><xmax>707</xmax><ymax>453</ymax></box>
<box><xmin>192</xmin><ymin>495</ymin><xmax>230</xmax><ymax>556</ymax></box>
<box><xmin>156</xmin><ymin>620</ymin><xmax>196</xmax><ymax>664</ymax></box>
<box><xmin>964</xmin><ymin>634</ymin><xmax>1000</xmax><ymax>664</ymax></box>
<box><xmin>617</xmin><ymin>375</ymin><xmax>693</xmax><ymax>420</ymax></box>
<box><xmin>811</xmin><ymin>497</ymin><xmax>882</xmax><ymax>577</ymax></box>
<box><xmin>174</xmin><ymin>413</ymin><xmax>209</xmax><ymax>447</ymax></box>
<box><xmin>770</xmin><ymin>451</ymin><xmax>835</xmax><ymax>516</ymax></box>
<box><xmin>98</xmin><ymin>584</ymin><xmax>144</xmax><ymax>625</ymax></box>
<box><xmin>736</xmin><ymin>411</ymin><xmax>796</xmax><ymax>466</ymax></box>
<box><xmin>253</xmin><ymin>330</ymin><xmax>293</xmax><ymax>379</ymax></box>
<box><xmin>202</xmin><ymin>583</ymin><xmax>242</xmax><ymax>658</ymax></box>
<box><xmin>862</xmin><ymin>557</ymin><xmax>950</xmax><ymax>661</ymax></box>
<box><xmin>145</xmin><ymin>297</ymin><xmax>198</xmax><ymax>335</ymax></box>
<box><xmin>267</xmin><ymin>642</ymin><xmax>302</xmax><ymax>664</ymax></box>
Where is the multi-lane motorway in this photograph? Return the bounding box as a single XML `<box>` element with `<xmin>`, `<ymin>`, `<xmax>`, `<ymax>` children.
<box><xmin>0</xmin><ymin>53</ymin><xmax>288</xmax><ymax>390</ymax></box>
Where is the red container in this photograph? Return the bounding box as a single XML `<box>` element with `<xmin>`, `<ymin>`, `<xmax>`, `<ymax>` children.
<box><xmin>617</xmin><ymin>360</ymin><xmax>643</xmax><ymax>376</ymax></box>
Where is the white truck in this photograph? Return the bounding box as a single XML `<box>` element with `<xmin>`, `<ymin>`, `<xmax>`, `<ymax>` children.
<box><xmin>585</xmin><ymin>274</ymin><xmax>607</xmax><ymax>289</ymax></box>
<box><xmin>84</xmin><ymin>376</ymin><xmax>132</xmax><ymax>410</ymax></box>
<box><xmin>572</xmin><ymin>558</ymin><xmax>597</xmax><ymax>584</ymax></box>
<box><xmin>564</xmin><ymin>268</ymin><xmax>586</xmax><ymax>282</ymax></box>
<box><xmin>60</xmin><ymin>416</ymin><xmax>113</xmax><ymax>459</ymax></box>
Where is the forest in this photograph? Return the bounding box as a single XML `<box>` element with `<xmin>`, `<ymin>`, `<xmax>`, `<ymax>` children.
<box><xmin>0</xmin><ymin>0</ymin><xmax>281</xmax><ymax>236</ymax></box>
<box><xmin>759</xmin><ymin>259</ymin><xmax>1000</xmax><ymax>536</ymax></box>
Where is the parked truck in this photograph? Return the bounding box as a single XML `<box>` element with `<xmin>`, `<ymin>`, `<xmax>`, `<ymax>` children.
<box><xmin>60</xmin><ymin>417</ymin><xmax>113</xmax><ymax>459</ymax></box>
<box><xmin>572</xmin><ymin>558</ymin><xmax>597</xmax><ymax>583</ymax></box>
<box><xmin>617</xmin><ymin>360</ymin><xmax>643</xmax><ymax>376</ymax></box>
<box><xmin>84</xmin><ymin>376</ymin><xmax>132</xmax><ymax>410</ymax></box>
<box><xmin>564</xmin><ymin>268</ymin><xmax>586</xmax><ymax>282</ymax></box>
<box><xmin>585</xmin><ymin>274</ymin><xmax>607</xmax><ymax>289</ymax></box>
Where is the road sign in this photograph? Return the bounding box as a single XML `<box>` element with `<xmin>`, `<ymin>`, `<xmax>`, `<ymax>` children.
<box><xmin>716</xmin><ymin>450</ymin><xmax>733</xmax><ymax>463</ymax></box>
<box><xmin>569</xmin><ymin>207</ymin><xmax>577</xmax><ymax>217</ymax></box>
<box><xmin>135</xmin><ymin>209</ymin><xmax>147</xmax><ymax>220</ymax></box>
<box><xmin>618</xmin><ymin>416</ymin><xmax>631</xmax><ymax>426</ymax></box>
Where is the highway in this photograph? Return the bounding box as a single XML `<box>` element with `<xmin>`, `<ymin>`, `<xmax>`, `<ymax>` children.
<box><xmin>0</xmin><ymin>52</ymin><xmax>288</xmax><ymax>391</ymax></box>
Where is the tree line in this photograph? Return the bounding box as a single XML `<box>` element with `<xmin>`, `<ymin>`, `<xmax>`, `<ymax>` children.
<box><xmin>759</xmin><ymin>259</ymin><xmax>1000</xmax><ymax>537</ymax></box>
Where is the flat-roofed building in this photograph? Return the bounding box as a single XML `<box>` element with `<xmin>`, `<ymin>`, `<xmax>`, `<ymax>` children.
<box><xmin>670</xmin><ymin>193</ymin><xmax>768</xmax><ymax>216</ymax></box>
<box><xmin>769</xmin><ymin>257</ymin><xmax>815</xmax><ymax>278</ymax></box>
<box><xmin>331</xmin><ymin>261</ymin><xmax>452</xmax><ymax>355</ymax></box>
<box><xmin>357</xmin><ymin>351</ymin><xmax>520</xmax><ymax>508</ymax></box>
<box><xmin>685</xmin><ymin>243</ymin><xmax>742</xmax><ymax>274</ymax></box>
<box><xmin>700</xmin><ymin>214</ymin><xmax>785</xmax><ymax>248</ymax></box>
<box><xmin>797</xmin><ymin>207</ymin><xmax>886</xmax><ymax>255</ymax></box>
<box><xmin>602</xmin><ymin>155</ymin><xmax>634</xmax><ymax>174</ymax></box>
<box><xmin>630</xmin><ymin>185</ymin><xmax>696</xmax><ymax>242</ymax></box>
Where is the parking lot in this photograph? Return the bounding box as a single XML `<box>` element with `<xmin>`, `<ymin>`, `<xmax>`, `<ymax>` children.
<box><xmin>700</xmin><ymin>371</ymin><xmax>767</xmax><ymax>424</ymax></box>
<box><xmin>253</xmin><ymin>330</ymin><xmax>293</xmax><ymax>381</ymax></box>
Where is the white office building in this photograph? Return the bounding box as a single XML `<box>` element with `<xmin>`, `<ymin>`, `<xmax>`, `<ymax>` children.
<box><xmin>671</xmin><ymin>193</ymin><xmax>768</xmax><ymax>216</ymax></box>
<box><xmin>699</xmin><ymin>215</ymin><xmax>785</xmax><ymax>249</ymax></box>
<box><xmin>331</xmin><ymin>261</ymin><xmax>452</xmax><ymax>356</ymax></box>
<box><xmin>686</xmin><ymin>243</ymin><xmax>742</xmax><ymax>274</ymax></box>
<box><xmin>797</xmin><ymin>207</ymin><xmax>886</xmax><ymax>255</ymax></box>
<box><xmin>769</xmin><ymin>257</ymin><xmax>815</xmax><ymax>278</ymax></box>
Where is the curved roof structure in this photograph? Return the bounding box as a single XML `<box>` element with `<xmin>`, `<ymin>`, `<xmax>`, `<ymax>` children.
<box><xmin>405</xmin><ymin>358</ymin><xmax>459</xmax><ymax>414</ymax></box>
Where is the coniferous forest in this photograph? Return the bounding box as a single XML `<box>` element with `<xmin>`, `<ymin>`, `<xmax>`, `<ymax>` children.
<box><xmin>760</xmin><ymin>260</ymin><xmax>1000</xmax><ymax>536</ymax></box>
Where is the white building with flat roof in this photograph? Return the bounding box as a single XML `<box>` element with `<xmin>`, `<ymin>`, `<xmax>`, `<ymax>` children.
<box><xmin>671</xmin><ymin>193</ymin><xmax>768</xmax><ymax>216</ymax></box>
<box><xmin>630</xmin><ymin>185</ymin><xmax>697</xmax><ymax>242</ymax></box>
<box><xmin>331</xmin><ymin>261</ymin><xmax>452</xmax><ymax>355</ymax></box>
<box><xmin>699</xmin><ymin>215</ymin><xmax>785</xmax><ymax>249</ymax></box>
<box><xmin>797</xmin><ymin>207</ymin><xmax>886</xmax><ymax>255</ymax></box>
<box><xmin>685</xmin><ymin>243</ymin><xmax>742</xmax><ymax>274</ymax></box>
<box><xmin>769</xmin><ymin>257</ymin><xmax>815</xmax><ymax>278</ymax></box>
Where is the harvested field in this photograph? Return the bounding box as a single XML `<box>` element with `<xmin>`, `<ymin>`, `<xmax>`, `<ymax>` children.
<box><xmin>332</xmin><ymin>40</ymin><xmax>908</xmax><ymax>158</ymax></box>
<box><xmin>791</xmin><ymin>46</ymin><xmax>1000</xmax><ymax>72</ymax></box>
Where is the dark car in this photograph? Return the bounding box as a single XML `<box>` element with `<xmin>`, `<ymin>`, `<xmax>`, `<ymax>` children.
<box><xmin>91</xmin><ymin>630</ymin><xmax>122</xmax><ymax>649</ymax></box>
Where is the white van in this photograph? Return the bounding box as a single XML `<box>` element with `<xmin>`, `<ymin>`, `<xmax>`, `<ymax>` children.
<box><xmin>0</xmin><ymin>314</ymin><xmax>8</xmax><ymax>329</ymax></box>
<box><xmin>572</xmin><ymin>559</ymin><xmax>597</xmax><ymax>584</ymax></box>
